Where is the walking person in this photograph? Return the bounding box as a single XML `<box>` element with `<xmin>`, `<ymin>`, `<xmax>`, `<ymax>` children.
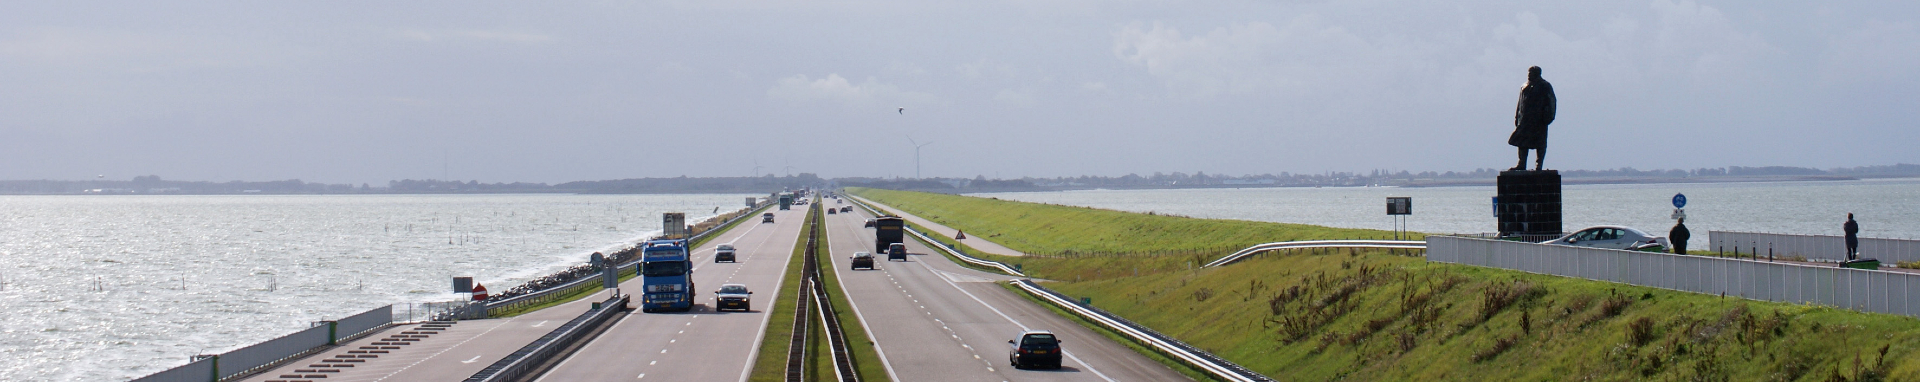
<box><xmin>1844</xmin><ymin>213</ymin><xmax>1860</xmax><ymax>260</ymax></box>
<box><xmin>1669</xmin><ymin>218</ymin><xmax>1690</xmax><ymax>254</ymax></box>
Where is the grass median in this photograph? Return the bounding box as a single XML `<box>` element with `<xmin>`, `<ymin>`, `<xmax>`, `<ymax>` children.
<box><xmin>747</xmin><ymin>204</ymin><xmax>814</xmax><ymax>382</ymax></box>
<box><xmin>852</xmin><ymin>187</ymin><xmax>1920</xmax><ymax>381</ymax></box>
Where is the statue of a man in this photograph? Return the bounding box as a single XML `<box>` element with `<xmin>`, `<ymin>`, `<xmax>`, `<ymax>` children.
<box><xmin>1509</xmin><ymin>66</ymin><xmax>1556</xmax><ymax>171</ymax></box>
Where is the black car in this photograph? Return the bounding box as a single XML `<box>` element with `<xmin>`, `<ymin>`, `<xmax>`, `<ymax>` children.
<box><xmin>715</xmin><ymin>244</ymin><xmax>737</xmax><ymax>263</ymax></box>
<box><xmin>886</xmin><ymin>243</ymin><xmax>908</xmax><ymax>261</ymax></box>
<box><xmin>827</xmin><ymin>208</ymin><xmax>836</xmax><ymax>215</ymax></box>
<box><xmin>863</xmin><ymin>219</ymin><xmax>874</xmax><ymax>228</ymax></box>
<box><xmin>850</xmin><ymin>252</ymin><xmax>875</xmax><ymax>270</ymax></box>
<box><xmin>762</xmin><ymin>213</ymin><xmax>775</xmax><ymax>223</ymax></box>
<box><xmin>1008</xmin><ymin>330</ymin><xmax>1063</xmax><ymax>369</ymax></box>
<box><xmin>841</xmin><ymin>206</ymin><xmax>852</xmax><ymax>213</ymax></box>
<box><xmin>714</xmin><ymin>284</ymin><xmax>752</xmax><ymax>311</ymax></box>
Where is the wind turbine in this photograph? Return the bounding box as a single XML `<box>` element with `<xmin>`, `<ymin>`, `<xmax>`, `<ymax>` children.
<box><xmin>908</xmin><ymin>136</ymin><xmax>934</xmax><ymax>179</ymax></box>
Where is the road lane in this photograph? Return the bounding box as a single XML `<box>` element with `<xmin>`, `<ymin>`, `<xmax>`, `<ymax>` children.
<box><xmin>822</xmin><ymin>198</ymin><xmax>1189</xmax><ymax>381</ymax></box>
<box><xmin>535</xmin><ymin>205</ymin><xmax>807</xmax><ymax>381</ymax></box>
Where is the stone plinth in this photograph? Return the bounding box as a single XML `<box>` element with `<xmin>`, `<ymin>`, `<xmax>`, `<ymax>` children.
<box><xmin>1496</xmin><ymin>170</ymin><xmax>1562</xmax><ymax>237</ymax></box>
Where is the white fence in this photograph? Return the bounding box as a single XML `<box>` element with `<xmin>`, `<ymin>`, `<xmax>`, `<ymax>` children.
<box><xmin>1428</xmin><ymin>236</ymin><xmax>1920</xmax><ymax>318</ymax></box>
<box><xmin>1709</xmin><ymin>231</ymin><xmax>1920</xmax><ymax>264</ymax></box>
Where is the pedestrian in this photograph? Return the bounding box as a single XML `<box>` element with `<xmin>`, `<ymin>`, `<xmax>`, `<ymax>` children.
<box><xmin>1669</xmin><ymin>218</ymin><xmax>1690</xmax><ymax>254</ymax></box>
<box><xmin>1844</xmin><ymin>213</ymin><xmax>1860</xmax><ymax>260</ymax></box>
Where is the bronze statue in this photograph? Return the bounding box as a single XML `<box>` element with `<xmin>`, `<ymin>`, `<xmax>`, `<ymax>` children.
<box><xmin>1509</xmin><ymin>66</ymin><xmax>1556</xmax><ymax>171</ymax></box>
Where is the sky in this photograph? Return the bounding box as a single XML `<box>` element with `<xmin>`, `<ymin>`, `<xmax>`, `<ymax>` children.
<box><xmin>2</xmin><ymin>1</ymin><xmax>1916</xmax><ymax>184</ymax></box>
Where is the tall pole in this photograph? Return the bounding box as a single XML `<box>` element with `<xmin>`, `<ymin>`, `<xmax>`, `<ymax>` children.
<box><xmin>908</xmin><ymin>137</ymin><xmax>933</xmax><ymax>179</ymax></box>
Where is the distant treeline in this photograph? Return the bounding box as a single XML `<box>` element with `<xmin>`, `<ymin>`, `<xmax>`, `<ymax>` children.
<box><xmin>860</xmin><ymin>163</ymin><xmax>1920</xmax><ymax>192</ymax></box>
<box><xmin>4</xmin><ymin>164</ymin><xmax>1915</xmax><ymax>195</ymax></box>
<box><xmin>0</xmin><ymin>174</ymin><xmax>826</xmax><ymax>195</ymax></box>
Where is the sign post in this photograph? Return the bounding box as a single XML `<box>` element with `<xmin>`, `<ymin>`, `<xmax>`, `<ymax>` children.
<box><xmin>1386</xmin><ymin>197</ymin><xmax>1412</xmax><ymax>240</ymax></box>
<box><xmin>1671</xmin><ymin>193</ymin><xmax>1687</xmax><ymax>220</ymax></box>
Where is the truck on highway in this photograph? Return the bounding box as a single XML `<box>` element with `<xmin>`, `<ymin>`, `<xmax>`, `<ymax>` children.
<box><xmin>873</xmin><ymin>216</ymin><xmax>905</xmax><ymax>253</ymax></box>
<box><xmin>639</xmin><ymin>239</ymin><xmax>696</xmax><ymax>312</ymax></box>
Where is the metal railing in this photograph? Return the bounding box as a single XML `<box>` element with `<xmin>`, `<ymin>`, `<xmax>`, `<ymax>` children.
<box><xmin>1709</xmin><ymin>231</ymin><xmax>1920</xmax><ymax>264</ymax></box>
<box><xmin>1429</xmin><ymin>236</ymin><xmax>1920</xmax><ymax>318</ymax></box>
<box><xmin>1204</xmin><ymin>240</ymin><xmax>1427</xmax><ymax>268</ymax></box>
<box><xmin>464</xmin><ymin>294</ymin><xmax>630</xmax><ymax>382</ymax></box>
<box><xmin>1011</xmin><ymin>280</ymin><xmax>1273</xmax><ymax>382</ymax></box>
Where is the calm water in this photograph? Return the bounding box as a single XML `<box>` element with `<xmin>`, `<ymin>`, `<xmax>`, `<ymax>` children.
<box><xmin>973</xmin><ymin>179</ymin><xmax>1920</xmax><ymax>240</ymax></box>
<box><xmin>0</xmin><ymin>193</ymin><xmax>754</xmax><ymax>381</ymax></box>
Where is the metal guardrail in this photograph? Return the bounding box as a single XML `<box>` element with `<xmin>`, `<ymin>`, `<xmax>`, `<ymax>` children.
<box><xmin>1204</xmin><ymin>240</ymin><xmax>1427</xmax><ymax>267</ymax></box>
<box><xmin>842</xmin><ymin>196</ymin><xmax>1026</xmax><ymax>277</ymax></box>
<box><xmin>1429</xmin><ymin>236</ymin><xmax>1920</xmax><ymax>318</ymax></box>
<box><xmin>464</xmin><ymin>294</ymin><xmax>630</xmax><ymax>382</ymax></box>
<box><xmin>485</xmin><ymin>203</ymin><xmax>770</xmax><ymax>317</ymax></box>
<box><xmin>1709</xmin><ymin>231</ymin><xmax>1920</xmax><ymax>264</ymax></box>
<box><xmin>1011</xmin><ymin>280</ymin><xmax>1273</xmax><ymax>382</ymax></box>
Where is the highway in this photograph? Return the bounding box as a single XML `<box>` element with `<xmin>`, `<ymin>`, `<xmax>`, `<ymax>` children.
<box><xmin>821</xmin><ymin>198</ymin><xmax>1189</xmax><ymax>381</ymax></box>
<box><xmin>533</xmin><ymin>205</ymin><xmax>806</xmax><ymax>381</ymax></box>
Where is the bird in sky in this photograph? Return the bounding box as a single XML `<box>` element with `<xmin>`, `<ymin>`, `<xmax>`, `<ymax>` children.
<box><xmin>897</xmin><ymin>107</ymin><xmax>905</xmax><ymax>114</ymax></box>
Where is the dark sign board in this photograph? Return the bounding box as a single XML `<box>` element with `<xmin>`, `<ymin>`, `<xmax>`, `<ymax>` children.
<box><xmin>453</xmin><ymin>276</ymin><xmax>473</xmax><ymax>293</ymax></box>
<box><xmin>1387</xmin><ymin>197</ymin><xmax>1412</xmax><ymax>215</ymax></box>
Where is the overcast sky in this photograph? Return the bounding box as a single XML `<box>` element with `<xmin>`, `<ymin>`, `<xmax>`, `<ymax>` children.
<box><xmin>3</xmin><ymin>1</ymin><xmax>1916</xmax><ymax>184</ymax></box>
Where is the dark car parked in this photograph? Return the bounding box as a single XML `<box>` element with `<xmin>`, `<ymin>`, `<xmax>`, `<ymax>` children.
<box><xmin>1008</xmin><ymin>330</ymin><xmax>1063</xmax><ymax>369</ymax></box>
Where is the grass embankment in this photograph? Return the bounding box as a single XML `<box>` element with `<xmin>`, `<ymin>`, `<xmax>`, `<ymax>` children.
<box><xmin>851</xmin><ymin>188</ymin><xmax>1920</xmax><ymax>381</ymax></box>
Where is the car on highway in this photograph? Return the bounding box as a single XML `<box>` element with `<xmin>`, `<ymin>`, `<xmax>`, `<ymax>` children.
<box><xmin>827</xmin><ymin>208</ymin><xmax>836</xmax><ymax>215</ymax></box>
<box><xmin>887</xmin><ymin>243</ymin><xmax>908</xmax><ymax>261</ymax></box>
<box><xmin>715</xmin><ymin>244</ymin><xmax>737</xmax><ymax>263</ymax></box>
<box><xmin>1542</xmin><ymin>225</ymin><xmax>1670</xmax><ymax>251</ymax></box>
<box><xmin>762</xmin><ymin>213</ymin><xmax>775</xmax><ymax>223</ymax></box>
<box><xmin>863</xmin><ymin>219</ymin><xmax>875</xmax><ymax>228</ymax></box>
<box><xmin>841</xmin><ymin>206</ymin><xmax>852</xmax><ymax>213</ymax></box>
<box><xmin>850</xmin><ymin>251</ymin><xmax>875</xmax><ymax>270</ymax></box>
<box><xmin>714</xmin><ymin>283</ymin><xmax>752</xmax><ymax>311</ymax></box>
<box><xmin>1008</xmin><ymin>330</ymin><xmax>1063</xmax><ymax>369</ymax></box>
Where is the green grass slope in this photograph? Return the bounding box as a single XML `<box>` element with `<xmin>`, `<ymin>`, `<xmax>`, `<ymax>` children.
<box><xmin>851</xmin><ymin>188</ymin><xmax>1920</xmax><ymax>381</ymax></box>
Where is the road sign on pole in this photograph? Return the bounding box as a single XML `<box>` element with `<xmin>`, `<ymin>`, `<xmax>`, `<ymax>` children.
<box><xmin>1672</xmin><ymin>193</ymin><xmax>1687</xmax><ymax>209</ymax></box>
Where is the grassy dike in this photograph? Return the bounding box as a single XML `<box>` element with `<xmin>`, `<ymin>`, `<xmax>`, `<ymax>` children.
<box><xmin>851</xmin><ymin>188</ymin><xmax>1920</xmax><ymax>381</ymax></box>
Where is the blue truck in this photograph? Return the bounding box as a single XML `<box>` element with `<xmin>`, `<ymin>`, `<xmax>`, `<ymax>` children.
<box><xmin>639</xmin><ymin>239</ymin><xmax>696</xmax><ymax>312</ymax></box>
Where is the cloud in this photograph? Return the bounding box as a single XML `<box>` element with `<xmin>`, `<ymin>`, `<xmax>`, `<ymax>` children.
<box><xmin>395</xmin><ymin>29</ymin><xmax>555</xmax><ymax>44</ymax></box>
<box><xmin>993</xmin><ymin>88</ymin><xmax>1036</xmax><ymax>107</ymax></box>
<box><xmin>765</xmin><ymin>73</ymin><xmax>933</xmax><ymax>108</ymax></box>
<box><xmin>1112</xmin><ymin>18</ymin><xmax>1410</xmax><ymax>98</ymax></box>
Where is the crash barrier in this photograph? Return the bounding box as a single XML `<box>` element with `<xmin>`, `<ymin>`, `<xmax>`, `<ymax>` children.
<box><xmin>133</xmin><ymin>305</ymin><xmax>394</xmax><ymax>382</ymax></box>
<box><xmin>485</xmin><ymin>203</ymin><xmax>770</xmax><ymax>317</ymax></box>
<box><xmin>1011</xmin><ymin>280</ymin><xmax>1273</xmax><ymax>382</ymax></box>
<box><xmin>1428</xmin><ymin>236</ymin><xmax>1920</xmax><ymax>318</ymax></box>
<box><xmin>464</xmin><ymin>294</ymin><xmax>630</xmax><ymax>382</ymax></box>
<box><xmin>1709</xmin><ymin>231</ymin><xmax>1920</xmax><ymax>264</ymax></box>
<box><xmin>1204</xmin><ymin>240</ymin><xmax>1427</xmax><ymax>268</ymax></box>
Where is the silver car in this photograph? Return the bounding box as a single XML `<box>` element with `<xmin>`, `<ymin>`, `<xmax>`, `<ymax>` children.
<box><xmin>1542</xmin><ymin>226</ymin><xmax>1670</xmax><ymax>251</ymax></box>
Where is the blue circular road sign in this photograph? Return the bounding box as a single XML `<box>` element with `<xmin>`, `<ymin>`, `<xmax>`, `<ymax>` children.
<box><xmin>1672</xmin><ymin>193</ymin><xmax>1687</xmax><ymax>209</ymax></box>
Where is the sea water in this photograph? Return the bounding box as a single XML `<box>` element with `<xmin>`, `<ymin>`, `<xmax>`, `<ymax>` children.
<box><xmin>0</xmin><ymin>193</ymin><xmax>754</xmax><ymax>381</ymax></box>
<box><xmin>973</xmin><ymin>179</ymin><xmax>1920</xmax><ymax>240</ymax></box>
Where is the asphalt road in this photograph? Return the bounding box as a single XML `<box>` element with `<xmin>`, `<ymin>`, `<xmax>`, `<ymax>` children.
<box><xmin>822</xmin><ymin>198</ymin><xmax>1190</xmax><ymax>382</ymax></box>
<box><xmin>534</xmin><ymin>205</ymin><xmax>806</xmax><ymax>382</ymax></box>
